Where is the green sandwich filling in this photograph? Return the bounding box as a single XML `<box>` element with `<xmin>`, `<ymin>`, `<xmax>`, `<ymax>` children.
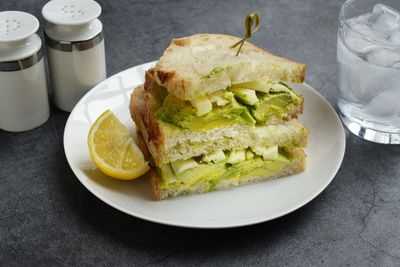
<box><xmin>158</xmin><ymin>146</ymin><xmax>295</xmax><ymax>192</ymax></box>
<box><xmin>250</xmin><ymin>91</ymin><xmax>300</xmax><ymax>123</ymax></box>
<box><xmin>155</xmin><ymin>91</ymin><xmax>255</xmax><ymax>131</ymax></box>
<box><xmin>154</xmin><ymin>81</ymin><xmax>303</xmax><ymax>131</ymax></box>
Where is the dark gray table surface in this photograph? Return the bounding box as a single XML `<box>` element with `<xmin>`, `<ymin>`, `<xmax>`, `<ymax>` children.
<box><xmin>1</xmin><ymin>0</ymin><xmax>400</xmax><ymax>266</ymax></box>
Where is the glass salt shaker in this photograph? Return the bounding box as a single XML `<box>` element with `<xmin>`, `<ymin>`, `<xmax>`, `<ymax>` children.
<box><xmin>42</xmin><ymin>0</ymin><xmax>106</xmax><ymax>112</ymax></box>
<box><xmin>0</xmin><ymin>11</ymin><xmax>50</xmax><ymax>132</ymax></box>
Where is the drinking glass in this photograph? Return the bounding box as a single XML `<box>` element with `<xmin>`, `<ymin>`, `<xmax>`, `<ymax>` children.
<box><xmin>337</xmin><ymin>0</ymin><xmax>400</xmax><ymax>144</ymax></box>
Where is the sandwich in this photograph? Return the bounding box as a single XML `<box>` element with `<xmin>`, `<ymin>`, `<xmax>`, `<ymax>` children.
<box><xmin>130</xmin><ymin>34</ymin><xmax>308</xmax><ymax>200</ymax></box>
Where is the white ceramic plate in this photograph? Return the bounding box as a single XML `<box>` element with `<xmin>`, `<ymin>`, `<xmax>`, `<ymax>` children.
<box><xmin>64</xmin><ymin>61</ymin><xmax>345</xmax><ymax>229</ymax></box>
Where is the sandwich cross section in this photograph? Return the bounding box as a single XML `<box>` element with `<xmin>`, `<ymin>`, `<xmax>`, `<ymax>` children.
<box><xmin>130</xmin><ymin>34</ymin><xmax>308</xmax><ymax>200</ymax></box>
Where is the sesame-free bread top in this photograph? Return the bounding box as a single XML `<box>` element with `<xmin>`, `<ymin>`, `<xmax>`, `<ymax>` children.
<box><xmin>154</xmin><ymin>34</ymin><xmax>307</xmax><ymax>101</ymax></box>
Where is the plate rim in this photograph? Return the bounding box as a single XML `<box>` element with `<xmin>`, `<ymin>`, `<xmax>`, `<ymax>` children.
<box><xmin>63</xmin><ymin>61</ymin><xmax>346</xmax><ymax>229</ymax></box>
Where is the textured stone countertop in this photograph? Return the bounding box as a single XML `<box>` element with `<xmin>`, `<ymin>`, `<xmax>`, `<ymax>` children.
<box><xmin>1</xmin><ymin>0</ymin><xmax>400</xmax><ymax>265</ymax></box>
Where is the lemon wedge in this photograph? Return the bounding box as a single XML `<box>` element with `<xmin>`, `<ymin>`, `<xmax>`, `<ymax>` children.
<box><xmin>87</xmin><ymin>110</ymin><xmax>150</xmax><ymax>180</ymax></box>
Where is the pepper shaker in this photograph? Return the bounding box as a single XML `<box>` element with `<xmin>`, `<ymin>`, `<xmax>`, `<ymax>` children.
<box><xmin>42</xmin><ymin>0</ymin><xmax>106</xmax><ymax>112</ymax></box>
<box><xmin>0</xmin><ymin>11</ymin><xmax>50</xmax><ymax>132</ymax></box>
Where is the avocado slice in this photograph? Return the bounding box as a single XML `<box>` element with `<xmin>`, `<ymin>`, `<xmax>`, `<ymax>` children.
<box><xmin>155</xmin><ymin>83</ymin><xmax>302</xmax><ymax>129</ymax></box>
<box><xmin>159</xmin><ymin>154</ymin><xmax>291</xmax><ymax>191</ymax></box>
<box><xmin>250</xmin><ymin>92</ymin><xmax>300</xmax><ymax>124</ymax></box>
<box><xmin>155</xmin><ymin>92</ymin><xmax>255</xmax><ymax>131</ymax></box>
<box><xmin>231</xmin><ymin>81</ymin><xmax>272</xmax><ymax>93</ymax></box>
<box><xmin>231</xmin><ymin>88</ymin><xmax>259</xmax><ymax>105</ymax></box>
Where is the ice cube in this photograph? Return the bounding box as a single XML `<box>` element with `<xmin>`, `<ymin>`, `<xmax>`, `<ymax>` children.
<box><xmin>339</xmin><ymin>43</ymin><xmax>400</xmax><ymax>103</ymax></box>
<box><xmin>344</xmin><ymin>35</ymin><xmax>377</xmax><ymax>54</ymax></box>
<box><xmin>362</xmin><ymin>86</ymin><xmax>400</xmax><ymax>122</ymax></box>
<box><xmin>355</xmin><ymin>61</ymin><xmax>396</xmax><ymax>102</ymax></box>
<box><xmin>348</xmin><ymin>13</ymin><xmax>371</xmax><ymax>26</ymax></box>
<box><xmin>337</xmin><ymin>35</ymin><xmax>362</xmax><ymax>64</ymax></box>
<box><xmin>393</xmin><ymin>62</ymin><xmax>400</xmax><ymax>69</ymax></box>
<box><xmin>338</xmin><ymin>43</ymin><xmax>385</xmax><ymax>103</ymax></box>
<box><xmin>342</xmin><ymin>24</ymin><xmax>380</xmax><ymax>53</ymax></box>
<box><xmin>367</xmin><ymin>48</ymin><xmax>400</xmax><ymax>67</ymax></box>
<box><xmin>369</xmin><ymin>4</ymin><xmax>400</xmax><ymax>32</ymax></box>
<box><xmin>373</xmin><ymin>4</ymin><xmax>400</xmax><ymax>21</ymax></box>
<box><xmin>388</xmin><ymin>31</ymin><xmax>400</xmax><ymax>44</ymax></box>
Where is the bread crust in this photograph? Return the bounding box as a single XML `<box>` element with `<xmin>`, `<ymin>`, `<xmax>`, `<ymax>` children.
<box><xmin>144</xmin><ymin>69</ymin><xmax>163</xmax><ymax>150</ymax></box>
<box><xmin>130</xmin><ymin>83</ymin><xmax>163</xmax><ymax>165</ymax></box>
<box><xmin>149</xmin><ymin>168</ymin><xmax>161</xmax><ymax>201</ymax></box>
<box><xmin>155</xmin><ymin>34</ymin><xmax>307</xmax><ymax>100</ymax></box>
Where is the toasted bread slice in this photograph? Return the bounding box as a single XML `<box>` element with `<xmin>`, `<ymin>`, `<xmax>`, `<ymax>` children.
<box><xmin>130</xmin><ymin>84</ymin><xmax>308</xmax><ymax>166</ymax></box>
<box><xmin>149</xmin><ymin>147</ymin><xmax>306</xmax><ymax>201</ymax></box>
<box><xmin>154</xmin><ymin>34</ymin><xmax>307</xmax><ymax>101</ymax></box>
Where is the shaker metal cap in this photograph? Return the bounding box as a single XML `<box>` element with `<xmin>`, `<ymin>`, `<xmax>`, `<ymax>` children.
<box><xmin>0</xmin><ymin>11</ymin><xmax>42</xmax><ymax>64</ymax></box>
<box><xmin>42</xmin><ymin>0</ymin><xmax>101</xmax><ymax>26</ymax></box>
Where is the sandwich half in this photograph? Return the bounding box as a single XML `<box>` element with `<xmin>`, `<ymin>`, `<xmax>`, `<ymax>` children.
<box><xmin>130</xmin><ymin>34</ymin><xmax>308</xmax><ymax>200</ymax></box>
